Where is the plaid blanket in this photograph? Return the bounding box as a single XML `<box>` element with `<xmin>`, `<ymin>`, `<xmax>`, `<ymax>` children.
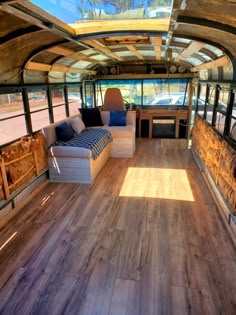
<box><xmin>54</xmin><ymin>128</ymin><xmax>113</xmax><ymax>160</ymax></box>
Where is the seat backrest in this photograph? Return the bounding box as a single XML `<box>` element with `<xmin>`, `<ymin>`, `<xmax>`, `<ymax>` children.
<box><xmin>103</xmin><ymin>88</ymin><xmax>126</xmax><ymax>111</ymax></box>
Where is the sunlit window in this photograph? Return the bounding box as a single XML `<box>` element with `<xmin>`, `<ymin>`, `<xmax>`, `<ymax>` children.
<box><xmin>197</xmin><ymin>84</ymin><xmax>207</xmax><ymax>117</ymax></box>
<box><xmin>97</xmin><ymin>79</ymin><xmax>142</xmax><ymax>107</ymax></box>
<box><xmin>229</xmin><ymin>91</ymin><xmax>236</xmax><ymax>140</ymax></box>
<box><xmin>28</xmin><ymin>89</ymin><xmax>49</xmax><ymax>131</ymax></box>
<box><xmin>68</xmin><ymin>86</ymin><xmax>82</xmax><ymax>114</ymax></box>
<box><xmin>143</xmin><ymin>79</ymin><xmax>189</xmax><ymax>106</ymax></box>
<box><xmin>214</xmin><ymin>86</ymin><xmax>229</xmax><ymax>135</ymax></box>
<box><xmin>51</xmin><ymin>88</ymin><xmax>66</xmax><ymax>122</ymax></box>
<box><xmin>206</xmin><ymin>85</ymin><xmax>215</xmax><ymax>125</ymax></box>
<box><xmin>0</xmin><ymin>92</ymin><xmax>27</xmax><ymax>145</ymax></box>
<box><xmin>31</xmin><ymin>0</ymin><xmax>174</xmax><ymax>23</ymax></box>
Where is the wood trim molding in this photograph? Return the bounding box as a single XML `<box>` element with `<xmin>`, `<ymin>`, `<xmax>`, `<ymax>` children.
<box><xmin>26</xmin><ymin>61</ymin><xmax>96</xmax><ymax>75</ymax></box>
<box><xmin>191</xmin><ymin>56</ymin><xmax>230</xmax><ymax>71</ymax></box>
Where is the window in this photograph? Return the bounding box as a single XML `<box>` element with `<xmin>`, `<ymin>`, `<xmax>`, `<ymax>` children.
<box><xmin>197</xmin><ymin>84</ymin><xmax>207</xmax><ymax>117</ymax></box>
<box><xmin>229</xmin><ymin>90</ymin><xmax>236</xmax><ymax>140</ymax></box>
<box><xmin>143</xmin><ymin>79</ymin><xmax>189</xmax><ymax>107</ymax></box>
<box><xmin>206</xmin><ymin>85</ymin><xmax>215</xmax><ymax>124</ymax></box>
<box><xmin>97</xmin><ymin>79</ymin><xmax>142</xmax><ymax>107</ymax></box>
<box><xmin>0</xmin><ymin>92</ymin><xmax>27</xmax><ymax>145</ymax></box>
<box><xmin>51</xmin><ymin>88</ymin><xmax>66</xmax><ymax>122</ymax></box>
<box><xmin>84</xmin><ymin>81</ymin><xmax>95</xmax><ymax>108</ymax></box>
<box><xmin>31</xmin><ymin>0</ymin><xmax>173</xmax><ymax>23</ymax></box>
<box><xmin>28</xmin><ymin>89</ymin><xmax>49</xmax><ymax>131</ymax></box>
<box><xmin>68</xmin><ymin>86</ymin><xmax>82</xmax><ymax>115</ymax></box>
<box><xmin>215</xmin><ymin>86</ymin><xmax>230</xmax><ymax>135</ymax></box>
<box><xmin>96</xmin><ymin>78</ymin><xmax>189</xmax><ymax>108</ymax></box>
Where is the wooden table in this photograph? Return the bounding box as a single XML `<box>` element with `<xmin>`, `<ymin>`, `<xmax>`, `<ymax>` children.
<box><xmin>138</xmin><ymin>108</ymin><xmax>189</xmax><ymax>138</ymax></box>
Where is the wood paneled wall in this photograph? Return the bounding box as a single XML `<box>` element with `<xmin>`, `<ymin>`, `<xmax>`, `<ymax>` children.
<box><xmin>192</xmin><ymin>115</ymin><xmax>236</xmax><ymax>215</ymax></box>
<box><xmin>0</xmin><ymin>132</ymin><xmax>47</xmax><ymax>200</ymax></box>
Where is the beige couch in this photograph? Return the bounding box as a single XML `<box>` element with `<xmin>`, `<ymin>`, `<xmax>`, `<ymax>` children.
<box><xmin>98</xmin><ymin>110</ymin><xmax>136</xmax><ymax>158</ymax></box>
<box><xmin>42</xmin><ymin>110</ymin><xmax>136</xmax><ymax>183</ymax></box>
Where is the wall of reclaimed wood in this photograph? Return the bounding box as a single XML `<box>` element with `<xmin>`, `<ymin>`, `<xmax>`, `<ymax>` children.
<box><xmin>0</xmin><ymin>131</ymin><xmax>47</xmax><ymax>200</ymax></box>
<box><xmin>192</xmin><ymin>114</ymin><xmax>236</xmax><ymax>215</ymax></box>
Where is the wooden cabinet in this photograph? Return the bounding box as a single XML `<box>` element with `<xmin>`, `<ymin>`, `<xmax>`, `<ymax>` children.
<box><xmin>138</xmin><ymin>109</ymin><xmax>189</xmax><ymax>138</ymax></box>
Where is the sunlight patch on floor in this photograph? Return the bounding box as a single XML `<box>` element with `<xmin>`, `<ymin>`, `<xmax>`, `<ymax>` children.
<box><xmin>0</xmin><ymin>232</ymin><xmax>17</xmax><ymax>252</ymax></box>
<box><xmin>119</xmin><ymin>167</ymin><xmax>195</xmax><ymax>201</ymax></box>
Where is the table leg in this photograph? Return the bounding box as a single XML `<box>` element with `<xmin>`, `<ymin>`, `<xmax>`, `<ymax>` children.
<box><xmin>149</xmin><ymin>118</ymin><xmax>152</xmax><ymax>138</ymax></box>
<box><xmin>175</xmin><ymin>118</ymin><xmax>179</xmax><ymax>138</ymax></box>
<box><xmin>139</xmin><ymin>119</ymin><xmax>142</xmax><ymax>138</ymax></box>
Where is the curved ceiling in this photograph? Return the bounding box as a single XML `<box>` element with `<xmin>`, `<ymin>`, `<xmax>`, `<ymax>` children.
<box><xmin>0</xmin><ymin>0</ymin><xmax>235</xmax><ymax>85</ymax></box>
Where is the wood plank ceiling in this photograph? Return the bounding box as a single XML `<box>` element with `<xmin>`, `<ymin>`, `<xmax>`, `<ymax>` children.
<box><xmin>0</xmin><ymin>0</ymin><xmax>235</xmax><ymax>84</ymax></box>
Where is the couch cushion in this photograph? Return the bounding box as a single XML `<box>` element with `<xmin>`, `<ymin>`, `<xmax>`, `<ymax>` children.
<box><xmin>55</xmin><ymin>122</ymin><xmax>74</xmax><ymax>142</ymax></box>
<box><xmin>48</xmin><ymin>146</ymin><xmax>92</xmax><ymax>159</ymax></box>
<box><xmin>79</xmin><ymin>107</ymin><xmax>103</xmax><ymax>127</ymax></box>
<box><xmin>70</xmin><ymin>116</ymin><xmax>85</xmax><ymax>134</ymax></box>
<box><xmin>109</xmin><ymin>110</ymin><xmax>127</xmax><ymax>126</ymax></box>
<box><xmin>100</xmin><ymin>111</ymin><xmax>110</xmax><ymax>125</ymax></box>
<box><xmin>42</xmin><ymin>114</ymin><xmax>80</xmax><ymax>148</ymax></box>
<box><xmin>95</xmin><ymin>125</ymin><xmax>135</xmax><ymax>138</ymax></box>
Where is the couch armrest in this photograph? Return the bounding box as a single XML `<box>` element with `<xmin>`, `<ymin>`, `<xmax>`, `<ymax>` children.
<box><xmin>126</xmin><ymin>111</ymin><xmax>136</xmax><ymax>127</ymax></box>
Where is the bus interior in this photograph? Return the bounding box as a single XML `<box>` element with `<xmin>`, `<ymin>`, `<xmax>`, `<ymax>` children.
<box><xmin>0</xmin><ymin>1</ymin><xmax>236</xmax><ymax>314</ymax></box>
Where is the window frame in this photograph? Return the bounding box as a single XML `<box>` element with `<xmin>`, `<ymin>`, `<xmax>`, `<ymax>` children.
<box><xmin>0</xmin><ymin>83</ymin><xmax>82</xmax><ymax>148</ymax></box>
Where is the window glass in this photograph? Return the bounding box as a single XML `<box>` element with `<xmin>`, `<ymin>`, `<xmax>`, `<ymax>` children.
<box><xmin>0</xmin><ymin>92</ymin><xmax>24</xmax><ymax>117</ymax></box>
<box><xmin>219</xmin><ymin>86</ymin><xmax>230</xmax><ymax>109</ymax></box>
<box><xmin>215</xmin><ymin>86</ymin><xmax>230</xmax><ymax>135</ymax></box>
<box><xmin>215</xmin><ymin>112</ymin><xmax>226</xmax><ymax>135</ymax></box>
<box><xmin>28</xmin><ymin>90</ymin><xmax>48</xmax><ymax>111</ymax></box>
<box><xmin>229</xmin><ymin>92</ymin><xmax>236</xmax><ymax>140</ymax></box>
<box><xmin>31</xmin><ymin>0</ymin><xmax>173</xmax><ymax>23</ymax></box>
<box><xmin>51</xmin><ymin>88</ymin><xmax>65</xmax><ymax>107</ymax></box>
<box><xmin>97</xmin><ymin>79</ymin><xmax>142</xmax><ymax>108</ymax></box>
<box><xmin>189</xmin><ymin>87</ymin><xmax>198</xmax><ymax>129</ymax></box>
<box><xmin>230</xmin><ymin>117</ymin><xmax>236</xmax><ymax>140</ymax></box>
<box><xmin>199</xmin><ymin>85</ymin><xmax>207</xmax><ymax>102</ymax></box>
<box><xmin>206</xmin><ymin>86</ymin><xmax>215</xmax><ymax>124</ymax></box>
<box><xmin>197</xmin><ymin>85</ymin><xmax>206</xmax><ymax>117</ymax></box>
<box><xmin>143</xmin><ymin>79</ymin><xmax>189</xmax><ymax>107</ymax></box>
<box><xmin>51</xmin><ymin>88</ymin><xmax>66</xmax><ymax>122</ymax></box>
<box><xmin>0</xmin><ymin>116</ymin><xmax>27</xmax><ymax>145</ymax></box>
<box><xmin>68</xmin><ymin>86</ymin><xmax>82</xmax><ymax>114</ymax></box>
<box><xmin>0</xmin><ymin>92</ymin><xmax>27</xmax><ymax>145</ymax></box>
<box><xmin>31</xmin><ymin>111</ymin><xmax>50</xmax><ymax>131</ymax></box>
<box><xmin>84</xmin><ymin>82</ymin><xmax>94</xmax><ymax>108</ymax></box>
<box><xmin>28</xmin><ymin>89</ymin><xmax>49</xmax><ymax>131</ymax></box>
<box><xmin>53</xmin><ymin>106</ymin><xmax>67</xmax><ymax>123</ymax></box>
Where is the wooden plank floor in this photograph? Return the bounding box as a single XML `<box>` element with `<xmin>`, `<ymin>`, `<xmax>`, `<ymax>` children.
<box><xmin>0</xmin><ymin>139</ymin><xmax>236</xmax><ymax>315</ymax></box>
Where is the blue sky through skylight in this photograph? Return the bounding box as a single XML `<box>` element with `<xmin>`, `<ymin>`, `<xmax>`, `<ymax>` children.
<box><xmin>30</xmin><ymin>0</ymin><xmax>173</xmax><ymax>24</ymax></box>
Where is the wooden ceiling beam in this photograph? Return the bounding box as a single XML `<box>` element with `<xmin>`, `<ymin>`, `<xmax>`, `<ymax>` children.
<box><xmin>151</xmin><ymin>37</ymin><xmax>162</xmax><ymax>60</ymax></box>
<box><xmin>175</xmin><ymin>41</ymin><xmax>205</xmax><ymax>61</ymax></box>
<box><xmin>154</xmin><ymin>48</ymin><xmax>161</xmax><ymax>60</ymax></box>
<box><xmin>47</xmin><ymin>46</ymin><xmax>72</xmax><ymax>57</ymax></box>
<box><xmin>83</xmin><ymin>39</ymin><xmax>124</xmax><ymax>61</ymax></box>
<box><xmin>26</xmin><ymin>61</ymin><xmax>96</xmax><ymax>74</ymax></box>
<box><xmin>126</xmin><ymin>45</ymin><xmax>144</xmax><ymax>60</ymax></box>
<box><xmin>191</xmin><ymin>56</ymin><xmax>230</xmax><ymax>71</ymax></box>
<box><xmin>71</xmin><ymin>20</ymin><xmax>169</xmax><ymax>36</ymax></box>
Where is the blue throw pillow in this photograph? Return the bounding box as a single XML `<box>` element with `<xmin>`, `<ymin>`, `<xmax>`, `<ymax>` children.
<box><xmin>56</xmin><ymin>122</ymin><xmax>74</xmax><ymax>142</ymax></box>
<box><xmin>109</xmin><ymin>110</ymin><xmax>127</xmax><ymax>126</ymax></box>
